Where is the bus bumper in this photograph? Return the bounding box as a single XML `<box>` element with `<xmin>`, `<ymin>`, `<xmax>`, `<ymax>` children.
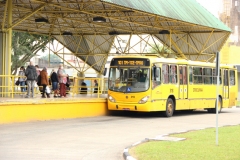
<box><xmin>108</xmin><ymin>101</ymin><xmax>154</xmax><ymax>112</ymax></box>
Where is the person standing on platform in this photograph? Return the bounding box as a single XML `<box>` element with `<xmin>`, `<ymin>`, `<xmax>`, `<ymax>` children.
<box><xmin>34</xmin><ymin>65</ymin><xmax>41</xmax><ymax>93</ymax></box>
<box><xmin>35</xmin><ymin>65</ymin><xmax>40</xmax><ymax>76</ymax></box>
<box><xmin>93</xmin><ymin>79</ymin><xmax>99</xmax><ymax>93</ymax></box>
<box><xmin>18</xmin><ymin>66</ymin><xmax>26</xmax><ymax>92</ymax></box>
<box><xmin>50</xmin><ymin>69</ymin><xmax>59</xmax><ymax>98</ymax></box>
<box><xmin>57</xmin><ymin>64</ymin><xmax>67</xmax><ymax>98</ymax></box>
<box><xmin>40</xmin><ymin>67</ymin><xmax>50</xmax><ymax>98</ymax></box>
<box><xmin>25</xmin><ymin>61</ymin><xmax>38</xmax><ymax>98</ymax></box>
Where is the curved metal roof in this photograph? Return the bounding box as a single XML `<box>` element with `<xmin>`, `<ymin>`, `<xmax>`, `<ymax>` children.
<box><xmin>0</xmin><ymin>0</ymin><xmax>231</xmax><ymax>73</ymax></box>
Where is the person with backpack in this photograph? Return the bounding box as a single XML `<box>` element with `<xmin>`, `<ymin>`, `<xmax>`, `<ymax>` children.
<box><xmin>50</xmin><ymin>69</ymin><xmax>59</xmax><ymax>98</ymax></box>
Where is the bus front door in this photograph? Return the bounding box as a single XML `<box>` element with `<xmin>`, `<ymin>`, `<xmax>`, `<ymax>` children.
<box><xmin>223</xmin><ymin>69</ymin><xmax>229</xmax><ymax>99</ymax></box>
<box><xmin>179</xmin><ymin>65</ymin><xmax>188</xmax><ymax>99</ymax></box>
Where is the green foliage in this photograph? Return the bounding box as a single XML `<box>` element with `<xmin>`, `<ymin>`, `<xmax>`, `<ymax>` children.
<box><xmin>129</xmin><ymin>125</ymin><xmax>240</xmax><ymax>160</ymax></box>
<box><xmin>237</xmin><ymin>101</ymin><xmax>240</xmax><ymax>106</ymax></box>
<box><xmin>148</xmin><ymin>44</ymin><xmax>170</xmax><ymax>54</ymax></box>
<box><xmin>41</xmin><ymin>53</ymin><xmax>62</xmax><ymax>63</ymax></box>
<box><xmin>11</xmin><ymin>31</ymin><xmax>52</xmax><ymax>75</ymax></box>
<box><xmin>148</xmin><ymin>44</ymin><xmax>176</xmax><ymax>58</ymax></box>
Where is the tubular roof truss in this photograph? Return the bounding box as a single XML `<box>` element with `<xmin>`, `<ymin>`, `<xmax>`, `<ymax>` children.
<box><xmin>0</xmin><ymin>0</ymin><xmax>231</xmax><ymax>73</ymax></box>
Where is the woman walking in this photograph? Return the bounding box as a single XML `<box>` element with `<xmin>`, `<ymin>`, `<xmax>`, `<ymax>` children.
<box><xmin>40</xmin><ymin>67</ymin><xmax>50</xmax><ymax>98</ymax></box>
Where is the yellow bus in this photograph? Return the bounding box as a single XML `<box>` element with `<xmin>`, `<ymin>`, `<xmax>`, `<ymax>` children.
<box><xmin>107</xmin><ymin>56</ymin><xmax>238</xmax><ymax>117</ymax></box>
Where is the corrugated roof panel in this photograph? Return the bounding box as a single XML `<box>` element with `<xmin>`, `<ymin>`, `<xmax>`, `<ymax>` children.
<box><xmin>154</xmin><ymin>32</ymin><xmax>229</xmax><ymax>55</ymax></box>
<box><xmin>83</xmin><ymin>35</ymin><xmax>115</xmax><ymax>54</ymax></box>
<box><xmin>102</xmin><ymin>0</ymin><xmax>231</xmax><ymax>31</ymax></box>
<box><xmin>54</xmin><ymin>35</ymin><xmax>114</xmax><ymax>73</ymax></box>
<box><xmin>54</xmin><ymin>35</ymin><xmax>90</xmax><ymax>53</ymax></box>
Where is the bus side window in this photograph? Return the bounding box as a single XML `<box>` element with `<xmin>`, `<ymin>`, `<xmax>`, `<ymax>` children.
<box><xmin>189</xmin><ymin>67</ymin><xmax>193</xmax><ymax>84</ymax></box>
<box><xmin>169</xmin><ymin>65</ymin><xmax>177</xmax><ymax>84</ymax></box>
<box><xmin>183</xmin><ymin>66</ymin><xmax>187</xmax><ymax>85</ymax></box>
<box><xmin>179</xmin><ymin>66</ymin><xmax>187</xmax><ymax>85</ymax></box>
<box><xmin>193</xmin><ymin>67</ymin><xmax>202</xmax><ymax>84</ymax></box>
<box><xmin>203</xmin><ymin>68</ymin><xmax>212</xmax><ymax>84</ymax></box>
<box><xmin>230</xmin><ymin>70</ymin><xmax>235</xmax><ymax>85</ymax></box>
<box><xmin>224</xmin><ymin>70</ymin><xmax>229</xmax><ymax>86</ymax></box>
<box><xmin>179</xmin><ymin>66</ymin><xmax>183</xmax><ymax>85</ymax></box>
<box><xmin>213</xmin><ymin>69</ymin><xmax>222</xmax><ymax>84</ymax></box>
<box><xmin>162</xmin><ymin>64</ymin><xmax>169</xmax><ymax>84</ymax></box>
<box><xmin>152</xmin><ymin>67</ymin><xmax>161</xmax><ymax>89</ymax></box>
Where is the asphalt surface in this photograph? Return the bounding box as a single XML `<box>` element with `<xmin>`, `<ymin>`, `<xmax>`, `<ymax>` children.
<box><xmin>0</xmin><ymin>107</ymin><xmax>240</xmax><ymax>160</ymax></box>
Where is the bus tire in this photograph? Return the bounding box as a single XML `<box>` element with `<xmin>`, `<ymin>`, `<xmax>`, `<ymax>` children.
<box><xmin>164</xmin><ymin>98</ymin><xmax>175</xmax><ymax>117</ymax></box>
<box><xmin>208</xmin><ymin>97</ymin><xmax>222</xmax><ymax>113</ymax></box>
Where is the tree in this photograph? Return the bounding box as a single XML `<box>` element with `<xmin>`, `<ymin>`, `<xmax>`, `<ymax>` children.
<box><xmin>148</xmin><ymin>44</ymin><xmax>175</xmax><ymax>58</ymax></box>
<box><xmin>11</xmin><ymin>31</ymin><xmax>52</xmax><ymax>75</ymax></box>
<box><xmin>41</xmin><ymin>53</ymin><xmax>62</xmax><ymax>63</ymax></box>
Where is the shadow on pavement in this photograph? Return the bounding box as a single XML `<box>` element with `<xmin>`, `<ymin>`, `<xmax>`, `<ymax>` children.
<box><xmin>107</xmin><ymin>109</ymin><xmax>228</xmax><ymax>118</ymax></box>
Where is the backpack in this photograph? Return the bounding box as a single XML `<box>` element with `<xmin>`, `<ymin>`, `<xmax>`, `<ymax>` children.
<box><xmin>37</xmin><ymin>75</ymin><xmax>41</xmax><ymax>86</ymax></box>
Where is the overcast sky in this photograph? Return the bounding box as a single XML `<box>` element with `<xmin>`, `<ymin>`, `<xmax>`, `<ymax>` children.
<box><xmin>196</xmin><ymin>0</ymin><xmax>222</xmax><ymax>17</ymax></box>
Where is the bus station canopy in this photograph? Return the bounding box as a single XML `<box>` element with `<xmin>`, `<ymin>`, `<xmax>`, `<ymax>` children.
<box><xmin>0</xmin><ymin>0</ymin><xmax>231</xmax><ymax>74</ymax></box>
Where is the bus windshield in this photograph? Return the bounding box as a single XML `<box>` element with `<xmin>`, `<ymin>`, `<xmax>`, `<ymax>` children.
<box><xmin>108</xmin><ymin>67</ymin><xmax>150</xmax><ymax>93</ymax></box>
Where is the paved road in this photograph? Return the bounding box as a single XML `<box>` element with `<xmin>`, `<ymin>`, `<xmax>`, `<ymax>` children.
<box><xmin>0</xmin><ymin>108</ymin><xmax>240</xmax><ymax>160</ymax></box>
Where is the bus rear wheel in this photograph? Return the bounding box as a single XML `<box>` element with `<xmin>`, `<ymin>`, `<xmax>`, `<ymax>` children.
<box><xmin>164</xmin><ymin>98</ymin><xmax>175</xmax><ymax>117</ymax></box>
<box><xmin>208</xmin><ymin>97</ymin><xmax>222</xmax><ymax>113</ymax></box>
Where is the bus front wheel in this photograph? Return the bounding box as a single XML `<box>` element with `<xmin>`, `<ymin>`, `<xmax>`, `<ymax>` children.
<box><xmin>164</xmin><ymin>98</ymin><xmax>175</xmax><ymax>117</ymax></box>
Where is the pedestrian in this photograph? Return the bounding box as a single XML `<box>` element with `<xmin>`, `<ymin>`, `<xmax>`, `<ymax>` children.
<box><xmin>57</xmin><ymin>64</ymin><xmax>67</xmax><ymax>98</ymax></box>
<box><xmin>94</xmin><ymin>79</ymin><xmax>99</xmax><ymax>93</ymax></box>
<box><xmin>66</xmin><ymin>74</ymin><xmax>70</xmax><ymax>93</ymax></box>
<box><xmin>18</xmin><ymin>66</ymin><xmax>26</xmax><ymax>92</ymax></box>
<box><xmin>80</xmin><ymin>81</ymin><xmax>87</xmax><ymax>94</ymax></box>
<box><xmin>40</xmin><ymin>67</ymin><xmax>50</xmax><ymax>98</ymax></box>
<box><xmin>34</xmin><ymin>65</ymin><xmax>41</xmax><ymax>93</ymax></box>
<box><xmin>25</xmin><ymin>61</ymin><xmax>38</xmax><ymax>98</ymax></box>
<box><xmin>35</xmin><ymin>65</ymin><xmax>40</xmax><ymax>76</ymax></box>
<box><xmin>50</xmin><ymin>69</ymin><xmax>59</xmax><ymax>98</ymax></box>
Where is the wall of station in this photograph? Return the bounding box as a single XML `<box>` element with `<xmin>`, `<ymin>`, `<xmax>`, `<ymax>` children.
<box><xmin>0</xmin><ymin>98</ymin><xmax>108</xmax><ymax>124</ymax></box>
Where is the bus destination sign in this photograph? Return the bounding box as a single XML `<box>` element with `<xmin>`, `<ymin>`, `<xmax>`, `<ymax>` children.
<box><xmin>111</xmin><ymin>58</ymin><xmax>150</xmax><ymax>66</ymax></box>
<box><xmin>117</xmin><ymin>60</ymin><xmax>144</xmax><ymax>66</ymax></box>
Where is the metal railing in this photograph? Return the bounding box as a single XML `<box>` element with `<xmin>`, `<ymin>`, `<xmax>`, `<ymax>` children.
<box><xmin>0</xmin><ymin>75</ymin><xmax>108</xmax><ymax>98</ymax></box>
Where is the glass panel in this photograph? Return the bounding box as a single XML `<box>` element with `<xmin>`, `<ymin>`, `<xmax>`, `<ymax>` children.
<box><xmin>169</xmin><ymin>65</ymin><xmax>177</xmax><ymax>84</ymax></box>
<box><xmin>189</xmin><ymin>67</ymin><xmax>193</xmax><ymax>84</ymax></box>
<box><xmin>152</xmin><ymin>67</ymin><xmax>161</xmax><ymax>89</ymax></box>
<box><xmin>224</xmin><ymin>70</ymin><xmax>229</xmax><ymax>86</ymax></box>
<box><xmin>108</xmin><ymin>67</ymin><xmax>150</xmax><ymax>92</ymax></box>
<box><xmin>162</xmin><ymin>64</ymin><xmax>169</xmax><ymax>84</ymax></box>
<box><xmin>230</xmin><ymin>70</ymin><xmax>235</xmax><ymax>85</ymax></box>
<box><xmin>183</xmin><ymin>66</ymin><xmax>187</xmax><ymax>85</ymax></box>
<box><xmin>213</xmin><ymin>69</ymin><xmax>222</xmax><ymax>84</ymax></box>
<box><xmin>203</xmin><ymin>68</ymin><xmax>212</xmax><ymax>84</ymax></box>
<box><xmin>193</xmin><ymin>67</ymin><xmax>202</xmax><ymax>84</ymax></box>
<box><xmin>179</xmin><ymin>66</ymin><xmax>183</xmax><ymax>85</ymax></box>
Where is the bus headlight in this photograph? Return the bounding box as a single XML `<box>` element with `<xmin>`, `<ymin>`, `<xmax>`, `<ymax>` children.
<box><xmin>138</xmin><ymin>95</ymin><xmax>150</xmax><ymax>104</ymax></box>
<box><xmin>108</xmin><ymin>95</ymin><xmax>116</xmax><ymax>103</ymax></box>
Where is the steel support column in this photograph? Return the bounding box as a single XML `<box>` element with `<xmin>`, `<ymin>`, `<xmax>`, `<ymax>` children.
<box><xmin>0</xmin><ymin>0</ymin><xmax>12</xmax><ymax>97</ymax></box>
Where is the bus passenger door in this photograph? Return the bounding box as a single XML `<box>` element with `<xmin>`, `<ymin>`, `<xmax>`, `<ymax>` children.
<box><xmin>179</xmin><ymin>65</ymin><xmax>188</xmax><ymax>99</ymax></box>
<box><xmin>223</xmin><ymin>69</ymin><xmax>229</xmax><ymax>99</ymax></box>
